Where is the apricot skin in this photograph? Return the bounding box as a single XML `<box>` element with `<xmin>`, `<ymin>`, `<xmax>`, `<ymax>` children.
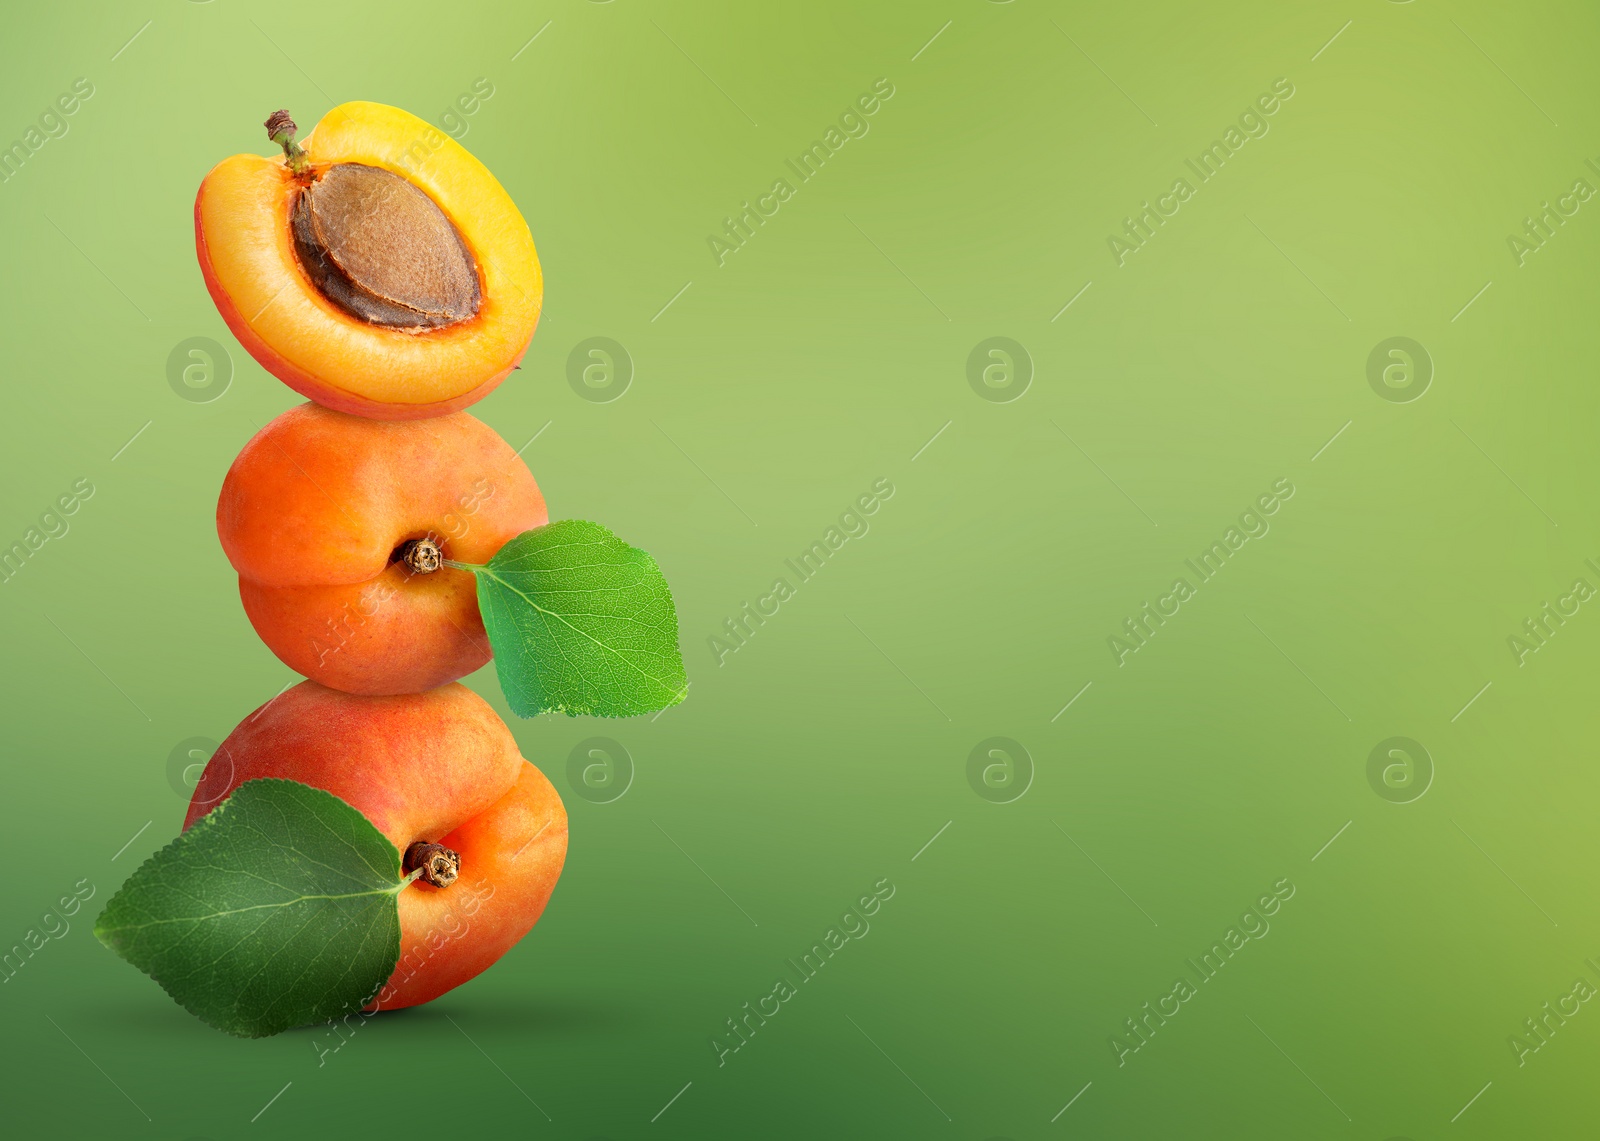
<box><xmin>186</xmin><ymin>681</ymin><xmax>568</xmax><ymax>1011</ymax></box>
<box><xmin>195</xmin><ymin>101</ymin><xmax>542</xmax><ymax>419</ymax></box>
<box><xmin>218</xmin><ymin>402</ymin><xmax>546</xmax><ymax>696</ymax></box>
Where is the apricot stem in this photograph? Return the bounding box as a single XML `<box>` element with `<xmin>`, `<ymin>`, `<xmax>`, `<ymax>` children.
<box><xmin>402</xmin><ymin>841</ymin><xmax>460</xmax><ymax>889</ymax></box>
<box><xmin>265</xmin><ymin>109</ymin><xmax>310</xmax><ymax>176</ymax></box>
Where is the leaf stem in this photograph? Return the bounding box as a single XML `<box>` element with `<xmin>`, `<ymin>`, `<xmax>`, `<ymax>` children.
<box><xmin>443</xmin><ymin>558</ymin><xmax>485</xmax><ymax>572</ymax></box>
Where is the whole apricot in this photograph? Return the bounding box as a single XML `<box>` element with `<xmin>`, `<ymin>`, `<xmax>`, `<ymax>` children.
<box><xmin>218</xmin><ymin>402</ymin><xmax>546</xmax><ymax>695</ymax></box>
<box><xmin>195</xmin><ymin>102</ymin><xmax>541</xmax><ymax>419</ymax></box>
<box><xmin>186</xmin><ymin>681</ymin><xmax>568</xmax><ymax>1010</ymax></box>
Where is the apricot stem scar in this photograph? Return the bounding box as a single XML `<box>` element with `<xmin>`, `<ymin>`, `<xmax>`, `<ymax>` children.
<box><xmin>402</xmin><ymin>841</ymin><xmax>460</xmax><ymax>888</ymax></box>
<box><xmin>398</xmin><ymin>538</ymin><xmax>443</xmax><ymax>575</ymax></box>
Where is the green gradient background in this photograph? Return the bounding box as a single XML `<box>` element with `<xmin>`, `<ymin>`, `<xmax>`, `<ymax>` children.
<box><xmin>3</xmin><ymin>1</ymin><xmax>1599</xmax><ymax>1137</ymax></box>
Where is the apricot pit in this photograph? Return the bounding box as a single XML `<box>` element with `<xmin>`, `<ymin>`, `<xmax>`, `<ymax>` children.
<box><xmin>291</xmin><ymin>161</ymin><xmax>481</xmax><ymax>329</ymax></box>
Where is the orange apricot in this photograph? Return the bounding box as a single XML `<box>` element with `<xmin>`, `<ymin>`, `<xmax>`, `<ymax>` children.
<box><xmin>217</xmin><ymin>402</ymin><xmax>546</xmax><ymax>695</ymax></box>
<box><xmin>186</xmin><ymin>681</ymin><xmax>568</xmax><ymax>1010</ymax></box>
<box><xmin>195</xmin><ymin>102</ymin><xmax>542</xmax><ymax>419</ymax></box>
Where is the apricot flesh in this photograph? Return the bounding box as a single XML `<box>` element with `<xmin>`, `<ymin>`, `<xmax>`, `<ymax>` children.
<box><xmin>217</xmin><ymin>402</ymin><xmax>546</xmax><ymax>695</ymax></box>
<box><xmin>186</xmin><ymin>681</ymin><xmax>568</xmax><ymax>1010</ymax></box>
<box><xmin>196</xmin><ymin>101</ymin><xmax>542</xmax><ymax>419</ymax></box>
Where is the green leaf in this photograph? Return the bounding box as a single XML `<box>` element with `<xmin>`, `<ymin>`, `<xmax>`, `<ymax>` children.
<box><xmin>462</xmin><ymin>519</ymin><xmax>688</xmax><ymax>717</ymax></box>
<box><xmin>94</xmin><ymin>779</ymin><xmax>410</xmax><ymax>1038</ymax></box>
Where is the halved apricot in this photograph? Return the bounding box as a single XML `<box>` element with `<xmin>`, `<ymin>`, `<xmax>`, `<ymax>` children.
<box><xmin>195</xmin><ymin>102</ymin><xmax>541</xmax><ymax>419</ymax></box>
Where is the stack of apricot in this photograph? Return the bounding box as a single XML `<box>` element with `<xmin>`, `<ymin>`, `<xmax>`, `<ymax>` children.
<box><xmin>189</xmin><ymin>103</ymin><xmax>565</xmax><ymax>1009</ymax></box>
